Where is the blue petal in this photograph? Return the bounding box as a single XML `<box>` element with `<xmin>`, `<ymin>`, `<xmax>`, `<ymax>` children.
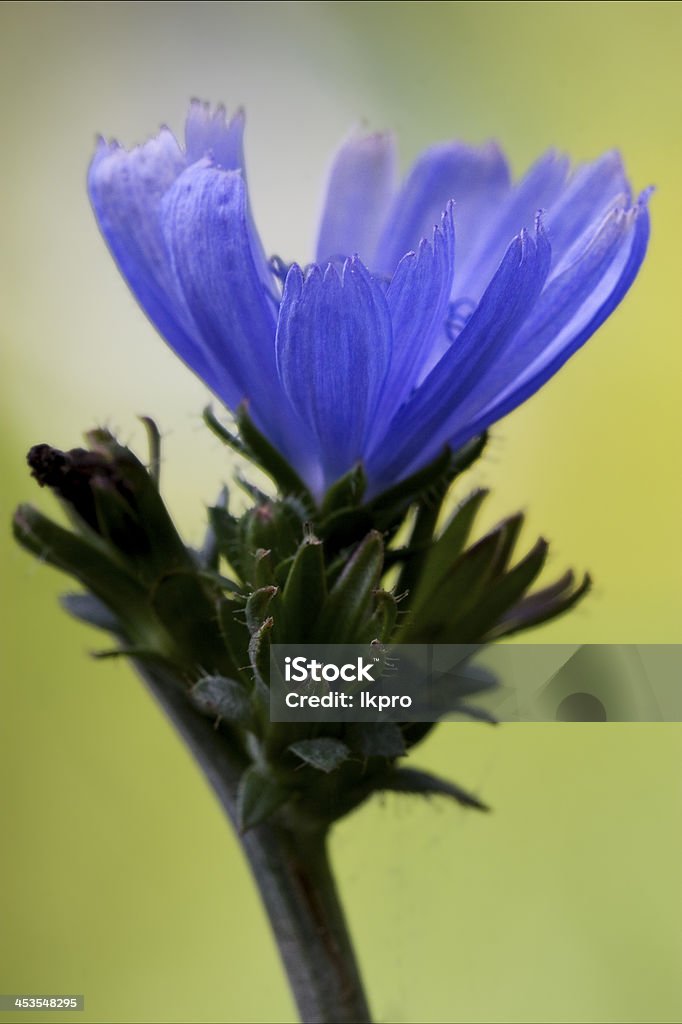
<box><xmin>276</xmin><ymin>258</ymin><xmax>393</xmax><ymax>488</ymax></box>
<box><xmin>160</xmin><ymin>162</ymin><xmax>309</xmax><ymax>470</ymax></box>
<box><xmin>544</xmin><ymin>151</ymin><xmax>630</xmax><ymax>271</ymax></box>
<box><xmin>88</xmin><ymin>130</ymin><xmax>222</xmax><ymax>386</ymax></box>
<box><xmin>368</xmin><ymin>202</ymin><xmax>456</xmax><ymax>444</ymax></box>
<box><xmin>454</xmin><ymin>150</ymin><xmax>569</xmax><ymax>301</ymax></box>
<box><xmin>316</xmin><ymin>132</ymin><xmax>397</xmax><ymax>267</ymax></box>
<box><xmin>185</xmin><ymin>100</ymin><xmax>246</xmax><ymax>169</ymax></box>
<box><xmin>444</xmin><ymin>192</ymin><xmax>651</xmax><ymax>451</ymax></box>
<box><xmin>367</xmin><ymin>221</ymin><xmax>552</xmax><ymax>490</ymax></box>
<box><xmin>375</xmin><ymin>141</ymin><xmax>510</xmax><ymax>276</ymax></box>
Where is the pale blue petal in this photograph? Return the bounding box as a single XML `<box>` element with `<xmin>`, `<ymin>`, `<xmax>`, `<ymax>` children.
<box><xmin>316</xmin><ymin>132</ymin><xmax>397</xmax><ymax>267</ymax></box>
<box><xmin>444</xmin><ymin>192</ymin><xmax>651</xmax><ymax>452</ymax></box>
<box><xmin>185</xmin><ymin>100</ymin><xmax>246</xmax><ymax>169</ymax></box>
<box><xmin>375</xmin><ymin>141</ymin><xmax>510</xmax><ymax>276</ymax></box>
<box><xmin>545</xmin><ymin>151</ymin><xmax>630</xmax><ymax>272</ymax></box>
<box><xmin>88</xmin><ymin>130</ymin><xmax>220</xmax><ymax>386</ymax></box>
<box><xmin>454</xmin><ymin>150</ymin><xmax>569</xmax><ymax>302</ymax></box>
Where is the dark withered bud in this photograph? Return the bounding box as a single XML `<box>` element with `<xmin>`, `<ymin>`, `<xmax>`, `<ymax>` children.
<box><xmin>26</xmin><ymin>431</ymin><xmax>191</xmax><ymax>583</ymax></box>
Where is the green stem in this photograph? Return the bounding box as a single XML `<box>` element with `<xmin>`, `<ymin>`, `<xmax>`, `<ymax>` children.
<box><xmin>133</xmin><ymin>660</ymin><xmax>372</xmax><ymax>1024</ymax></box>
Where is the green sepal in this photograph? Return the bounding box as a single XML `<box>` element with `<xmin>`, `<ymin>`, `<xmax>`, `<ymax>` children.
<box><xmin>316</xmin><ymin>506</ymin><xmax>376</xmax><ymax>558</ymax></box>
<box><xmin>379</xmin><ymin>766</ymin><xmax>489</xmax><ymax>811</ymax></box>
<box><xmin>138</xmin><ymin>415</ymin><xmax>162</xmax><ymax>486</ymax></box>
<box><xmin>347</xmin><ymin>722</ymin><xmax>406</xmax><ymax>760</ymax></box>
<box><xmin>281</xmin><ymin>536</ymin><xmax>327</xmax><ymax>641</ymax></box>
<box><xmin>191</xmin><ymin>674</ymin><xmax>252</xmax><ymax>724</ymax></box>
<box><xmin>313</xmin><ymin>531</ymin><xmax>384</xmax><ymax>643</ymax></box>
<box><xmin>235</xmin><ymin>404</ymin><xmax>314</xmax><ymax>503</ymax></box>
<box><xmin>398</xmin><ymin>528</ymin><xmax>505</xmax><ymax>642</ymax></box>
<box><xmin>288</xmin><ymin>737</ymin><xmax>350</xmax><ymax>774</ymax></box>
<box><xmin>245</xmin><ymin>586</ymin><xmax>279</xmax><ymax>635</ymax></box>
<box><xmin>237</xmin><ymin>764</ymin><xmax>290</xmax><ymax>832</ymax></box>
<box><xmin>199</xmin><ymin>486</ymin><xmax>229</xmax><ymax>571</ymax></box>
<box><xmin>242</xmin><ymin>497</ymin><xmax>307</xmax><ymax>570</ymax></box>
<box><xmin>149</xmin><ymin>571</ymin><xmax>232</xmax><ymax>674</ymax></box>
<box><xmin>490</xmin><ymin>570</ymin><xmax>592</xmax><ymax>639</ymax></box>
<box><xmin>90</xmin><ymin>476</ymin><xmax>151</xmax><ymax>568</ymax></box>
<box><xmin>90</xmin><ymin>645</ymin><xmax>169</xmax><ymax>662</ymax></box>
<box><xmin>86</xmin><ymin>429</ymin><xmax>191</xmax><ymax>576</ymax></box>
<box><xmin>216</xmin><ymin>596</ymin><xmax>249</xmax><ymax>675</ymax></box>
<box><xmin>253</xmin><ymin>549</ymin><xmax>275</xmax><ymax>588</ymax></box>
<box><xmin>488</xmin><ymin>512</ymin><xmax>524</xmax><ymax>577</ymax></box>
<box><xmin>368</xmin><ymin>432</ymin><xmax>488</xmax><ymax>529</ymax></box>
<box><xmin>408</xmin><ymin>488</ymin><xmax>488</xmax><ymax>612</ymax></box>
<box><xmin>362</xmin><ymin>589</ymin><xmax>398</xmax><ymax>643</ymax></box>
<box><xmin>60</xmin><ymin>592</ymin><xmax>121</xmax><ymax>633</ymax></box>
<box><xmin>13</xmin><ymin>504</ymin><xmax>151</xmax><ymax>638</ymax></box>
<box><xmin>248</xmin><ymin>616</ymin><xmax>274</xmax><ymax>695</ymax></box>
<box><xmin>203</xmin><ymin>404</ymin><xmax>248</xmax><ymax>455</ymax></box>
<box><xmin>320</xmin><ymin>464</ymin><xmax>366</xmax><ymax>518</ymax></box>
<box><xmin>207</xmin><ymin>505</ymin><xmax>257</xmax><ymax>583</ymax></box>
<box><xmin>446</xmin><ymin>537</ymin><xmax>548</xmax><ymax>640</ymax></box>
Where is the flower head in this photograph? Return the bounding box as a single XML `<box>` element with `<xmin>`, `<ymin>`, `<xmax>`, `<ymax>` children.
<box><xmin>89</xmin><ymin>101</ymin><xmax>650</xmax><ymax>499</ymax></box>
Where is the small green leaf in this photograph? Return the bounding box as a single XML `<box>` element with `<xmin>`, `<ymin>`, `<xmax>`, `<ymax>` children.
<box><xmin>379</xmin><ymin>766</ymin><xmax>489</xmax><ymax>811</ymax></box>
<box><xmin>288</xmin><ymin>737</ymin><xmax>350</xmax><ymax>773</ymax></box>
<box><xmin>313</xmin><ymin>531</ymin><xmax>384</xmax><ymax>642</ymax></box>
<box><xmin>191</xmin><ymin>675</ymin><xmax>251</xmax><ymax>723</ymax></box>
<box><xmin>237</xmin><ymin>765</ymin><xmax>289</xmax><ymax>831</ymax></box>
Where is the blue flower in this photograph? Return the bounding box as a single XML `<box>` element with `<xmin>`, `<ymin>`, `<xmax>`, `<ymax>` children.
<box><xmin>89</xmin><ymin>101</ymin><xmax>651</xmax><ymax>499</ymax></box>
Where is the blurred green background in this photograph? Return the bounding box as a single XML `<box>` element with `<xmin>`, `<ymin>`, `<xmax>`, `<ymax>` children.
<box><xmin>2</xmin><ymin>2</ymin><xmax>681</xmax><ymax>1021</ymax></box>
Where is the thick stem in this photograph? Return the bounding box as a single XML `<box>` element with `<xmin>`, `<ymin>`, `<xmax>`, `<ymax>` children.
<box><xmin>133</xmin><ymin>660</ymin><xmax>372</xmax><ymax>1024</ymax></box>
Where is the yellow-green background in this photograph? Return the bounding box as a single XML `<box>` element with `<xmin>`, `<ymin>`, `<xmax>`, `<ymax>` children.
<box><xmin>2</xmin><ymin>2</ymin><xmax>681</xmax><ymax>1021</ymax></box>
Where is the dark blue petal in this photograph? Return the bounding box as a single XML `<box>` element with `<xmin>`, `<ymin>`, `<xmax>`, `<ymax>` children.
<box><xmin>185</xmin><ymin>100</ymin><xmax>245</xmax><ymax>169</ymax></box>
<box><xmin>276</xmin><ymin>258</ymin><xmax>392</xmax><ymax>489</ymax></box>
<box><xmin>367</xmin><ymin>221</ymin><xmax>552</xmax><ymax>490</ymax></box>
<box><xmin>316</xmin><ymin>133</ymin><xmax>396</xmax><ymax>267</ymax></box>
<box><xmin>161</xmin><ymin>163</ymin><xmax>309</xmax><ymax>470</ymax></box>
<box><xmin>443</xmin><ymin>192</ymin><xmax>651</xmax><ymax>452</ymax></box>
<box><xmin>88</xmin><ymin>130</ymin><xmax>220</xmax><ymax>387</ymax></box>
<box><xmin>369</xmin><ymin>203</ymin><xmax>456</xmax><ymax>443</ymax></box>
<box><xmin>375</xmin><ymin>141</ymin><xmax>510</xmax><ymax>276</ymax></box>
